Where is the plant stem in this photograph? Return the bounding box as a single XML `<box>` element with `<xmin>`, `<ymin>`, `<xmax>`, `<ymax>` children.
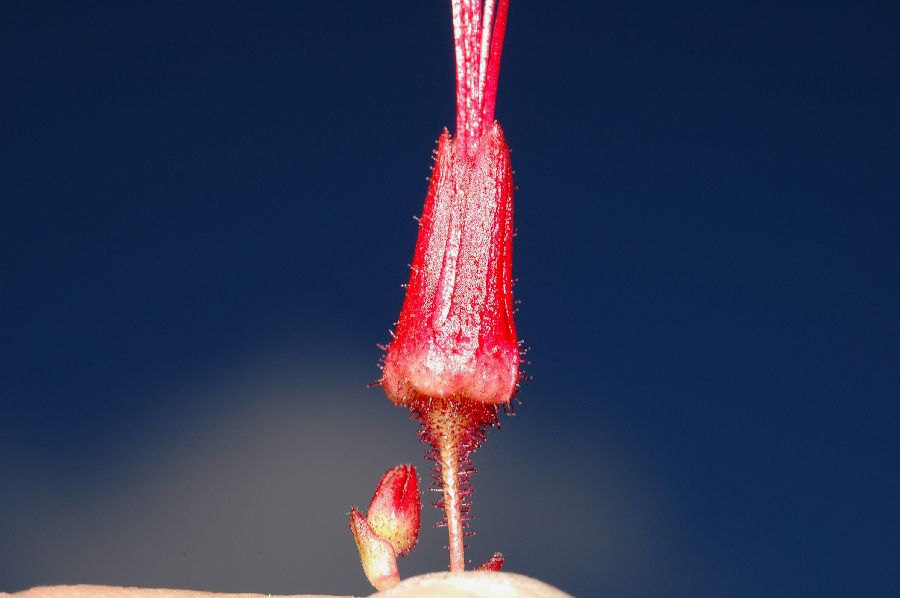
<box><xmin>417</xmin><ymin>399</ymin><xmax>494</xmax><ymax>572</ymax></box>
<box><xmin>434</xmin><ymin>419</ymin><xmax>466</xmax><ymax>572</ymax></box>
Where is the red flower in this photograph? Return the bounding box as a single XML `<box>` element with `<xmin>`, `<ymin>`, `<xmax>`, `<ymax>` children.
<box><xmin>382</xmin><ymin>0</ymin><xmax>516</xmax><ymax>411</ymax></box>
<box><xmin>381</xmin><ymin>122</ymin><xmax>517</xmax><ymax>407</ymax></box>
<box><xmin>376</xmin><ymin>0</ymin><xmax>516</xmax><ymax>574</ymax></box>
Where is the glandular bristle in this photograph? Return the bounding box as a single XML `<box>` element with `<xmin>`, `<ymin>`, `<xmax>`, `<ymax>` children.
<box><xmin>406</xmin><ymin>396</ymin><xmax>500</xmax><ymax>537</ymax></box>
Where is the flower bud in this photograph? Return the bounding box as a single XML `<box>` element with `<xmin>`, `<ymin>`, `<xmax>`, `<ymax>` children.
<box><xmin>366</xmin><ymin>464</ymin><xmax>420</xmax><ymax>555</ymax></box>
<box><xmin>383</xmin><ymin>122</ymin><xmax>518</xmax><ymax>406</ymax></box>
<box><xmin>349</xmin><ymin>508</ymin><xmax>400</xmax><ymax>591</ymax></box>
<box><xmin>476</xmin><ymin>551</ymin><xmax>505</xmax><ymax>571</ymax></box>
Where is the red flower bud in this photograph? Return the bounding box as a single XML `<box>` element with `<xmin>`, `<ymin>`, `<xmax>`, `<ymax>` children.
<box><xmin>476</xmin><ymin>551</ymin><xmax>505</xmax><ymax>571</ymax></box>
<box><xmin>348</xmin><ymin>508</ymin><xmax>400</xmax><ymax>591</ymax></box>
<box><xmin>382</xmin><ymin>122</ymin><xmax>518</xmax><ymax>406</ymax></box>
<box><xmin>366</xmin><ymin>464</ymin><xmax>420</xmax><ymax>556</ymax></box>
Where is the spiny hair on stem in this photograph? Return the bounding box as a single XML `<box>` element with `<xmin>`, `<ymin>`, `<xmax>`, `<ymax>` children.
<box><xmin>404</xmin><ymin>398</ymin><xmax>498</xmax><ymax>536</ymax></box>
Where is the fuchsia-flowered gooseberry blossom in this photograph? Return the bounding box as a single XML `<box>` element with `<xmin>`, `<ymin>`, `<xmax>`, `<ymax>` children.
<box><xmin>380</xmin><ymin>121</ymin><xmax>517</xmax><ymax>408</ymax></box>
<box><xmin>381</xmin><ymin>0</ymin><xmax>516</xmax><ymax>409</ymax></box>
<box><xmin>383</xmin><ymin>0</ymin><xmax>516</xmax><ymax>575</ymax></box>
<box><xmin>351</xmin><ymin>0</ymin><xmax>516</xmax><ymax>585</ymax></box>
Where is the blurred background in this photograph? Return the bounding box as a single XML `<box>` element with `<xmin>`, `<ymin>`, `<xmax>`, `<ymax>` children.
<box><xmin>2</xmin><ymin>2</ymin><xmax>898</xmax><ymax>596</ymax></box>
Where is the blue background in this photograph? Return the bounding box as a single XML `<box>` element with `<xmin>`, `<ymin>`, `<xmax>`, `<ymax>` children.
<box><xmin>2</xmin><ymin>2</ymin><xmax>898</xmax><ymax>596</ymax></box>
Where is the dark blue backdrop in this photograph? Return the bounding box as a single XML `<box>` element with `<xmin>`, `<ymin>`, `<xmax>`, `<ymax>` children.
<box><xmin>2</xmin><ymin>2</ymin><xmax>898</xmax><ymax>597</ymax></box>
